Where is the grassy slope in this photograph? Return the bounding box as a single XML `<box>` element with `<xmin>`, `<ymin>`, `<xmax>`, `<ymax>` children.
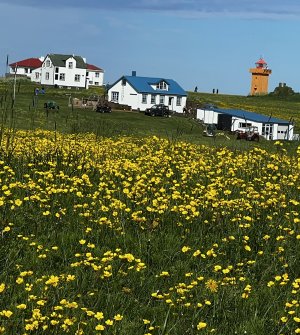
<box><xmin>0</xmin><ymin>78</ymin><xmax>299</xmax><ymax>153</ymax></box>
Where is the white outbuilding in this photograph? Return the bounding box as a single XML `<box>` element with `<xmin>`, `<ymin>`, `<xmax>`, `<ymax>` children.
<box><xmin>197</xmin><ymin>105</ymin><xmax>294</xmax><ymax>140</ymax></box>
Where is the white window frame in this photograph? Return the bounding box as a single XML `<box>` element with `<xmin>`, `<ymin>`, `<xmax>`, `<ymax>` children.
<box><xmin>95</xmin><ymin>72</ymin><xmax>99</xmax><ymax>78</ymax></box>
<box><xmin>111</xmin><ymin>91</ymin><xmax>119</xmax><ymax>102</ymax></box>
<box><xmin>176</xmin><ymin>96</ymin><xmax>182</xmax><ymax>106</ymax></box>
<box><xmin>156</xmin><ymin>81</ymin><xmax>167</xmax><ymax>90</ymax></box>
<box><xmin>151</xmin><ymin>95</ymin><xmax>156</xmax><ymax>104</ymax></box>
<box><xmin>68</xmin><ymin>62</ymin><xmax>73</xmax><ymax>69</ymax></box>
<box><xmin>46</xmin><ymin>60</ymin><xmax>50</xmax><ymax>67</ymax></box>
<box><xmin>142</xmin><ymin>94</ymin><xmax>148</xmax><ymax>104</ymax></box>
<box><xmin>75</xmin><ymin>74</ymin><xmax>80</xmax><ymax>82</ymax></box>
<box><xmin>238</xmin><ymin>122</ymin><xmax>252</xmax><ymax>128</ymax></box>
<box><xmin>159</xmin><ymin>95</ymin><xmax>165</xmax><ymax>104</ymax></box>
<box><xmin>59</xmin><ymin>73</ymin><xmax>65</xmax><ymax>81</ymax></box>
<box><xmin>45</xmin><ymin>72</ymin><xmax>49</xmax><ymax>80</ymax></box>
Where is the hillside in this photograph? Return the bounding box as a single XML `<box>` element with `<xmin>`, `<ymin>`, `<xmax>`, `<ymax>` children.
<box><xmin>0</xmin><ymin>78</ymin><xmax>299</xmax><ymax>143</ymax></box>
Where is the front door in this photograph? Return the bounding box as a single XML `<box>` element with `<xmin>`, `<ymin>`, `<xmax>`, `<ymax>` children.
<box><xmin>168</xmin><ymin>97</ymin><xmax>173</xmax><ymax>110</ymax></box>
<box><xmin>262</xmin><ymin>124</ymin><xmax>274</xmax><ymax>140</ymax></box>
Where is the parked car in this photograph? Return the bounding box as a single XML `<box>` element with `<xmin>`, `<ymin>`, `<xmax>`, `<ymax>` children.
<box><xmin>96</xmin><ymin>104</ymin><xmax>111</xmax><ymax>113</ymax></box>
<box><xmin>145</xmin><ymin>104</ymin><xmax>170</xmax><ymax>117</ymax></box>
<box><xmin>236</xmin><ymin>126</ymin><xmax>260</xmax><ymax>141</ymax></box>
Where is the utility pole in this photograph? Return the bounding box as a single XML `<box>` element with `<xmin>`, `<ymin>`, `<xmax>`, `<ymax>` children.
<box><xmin>13</xmin><ymin>63</ymin><xmax>17</xmax><ymax>101</ymax></box>
<box><xmin>5</xmin><ymin>54</ymin><xmax>9</xmax><ymax>76</ymax></box>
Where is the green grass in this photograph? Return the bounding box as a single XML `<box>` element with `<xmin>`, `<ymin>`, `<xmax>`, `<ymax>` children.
<box><xmin>0</xmin><ymin>79</ymin><xmax>300</xmax><ymax>335</ymax></box>
<box><xmin>0</xmin><ymin>78</ymin><xmax>299</xmax><ymax>154</ymax></box>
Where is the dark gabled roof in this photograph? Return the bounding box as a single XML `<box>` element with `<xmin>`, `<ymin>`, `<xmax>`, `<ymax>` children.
<box><xmin>47</xmin><ymin>54</ymin><xmax>87</xmax><ymax>69</ymax></box>
<box><xmin>9</xmin><ymin>58</ymin><xmax>42</xmax><ymax>69</ymax></box>
<box><xmin>213</xmin><ymin>107</ymin><xmax>291</xmax><ymax>125</ymax></box>
<box><xmin>87</xmin><ymin>64</ymin><xmax>103</xmax><ymax>72</ymax></box>
<box><xmin>112</xmin><ymin>75</ymin><xmax>187</xmax><ymax>96</ymax></box>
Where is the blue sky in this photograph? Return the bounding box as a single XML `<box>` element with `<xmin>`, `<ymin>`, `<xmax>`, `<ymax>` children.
<box><xmin>1</xmin><ymin>0</ymin><xmax>300</xmax><ymax>95</ymax></box>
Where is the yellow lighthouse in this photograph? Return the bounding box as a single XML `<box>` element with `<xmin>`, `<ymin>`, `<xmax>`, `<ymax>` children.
<box><xmin>249</xmin><ymin>58</ymin><xmax>272</xmax><ymax>95</ymax></box>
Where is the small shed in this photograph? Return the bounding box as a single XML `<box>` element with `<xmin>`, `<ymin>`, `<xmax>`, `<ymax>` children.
<box><xmin>196</xmin><ymin>105</ymin><xmax>294</xmax><ymax>140</ymax></box>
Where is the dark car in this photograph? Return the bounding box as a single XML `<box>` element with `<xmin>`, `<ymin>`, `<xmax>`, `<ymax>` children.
<box><xmin>145</xmin><ymin>104</ymin><xmax>170</xmax><ymax>117</ymax></box>
<box><xmin>96</xmin><ymin>104</ymin><xmax>112</xmax><ymax>113</ymax></box>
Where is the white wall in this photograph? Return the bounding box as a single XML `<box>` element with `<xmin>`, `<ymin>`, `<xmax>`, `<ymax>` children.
<box><xmin>31</xmin><ymin>67</ymin><xmax>42</xmax><ymax>83</ymax></box>
<box><xmin>196</xmin><ymin>109</ymin><xmax>220</xmax><ymax>124</ymax></box>
<box><xmin>9</xmin><ymin>66</ymin><xmax>31</xmax><ymax>78</ymax></box>
<box><xmin>108</xmin><ymin>79</ymin><xmax>186</xmax><ymax>113</ymax></box>
<box><xmin>86</xmin><ymin>70</ymin><xmax>104</xmax><ymax>87</ymax></box>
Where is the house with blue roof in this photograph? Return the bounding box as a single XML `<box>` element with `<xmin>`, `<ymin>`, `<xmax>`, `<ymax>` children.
<box><xmin>196</xmin><ymin>105</ymin><xmax>294</xmax><ymax>140</ymax></box>
<box><xmin>107</xmin><ymin>71</ymin><xmax>187</xmax><ymax>113</ymax></box>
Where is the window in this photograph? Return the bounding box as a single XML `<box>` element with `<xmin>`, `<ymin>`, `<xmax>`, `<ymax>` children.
<box><xmin>45</xmin><ymin>72</ymin><xmax>49</xmax><ymax>80</ymax></box>
<box><xmin>86</xmin><ymin>72</ymin><xmax>89</xmax><ymax>76</ymax></box>
<box><xmin>151</xmin><ymin>95</ymin><xmax>156</xmax><ymax>104</ymax></box>
<box><xmin>111</xmin><ymin>92</ymin><xmax>119</xmax><ymax>102</ymax></box>
<box><xmin>176</xmin><ymin>97</ymin><xmax>182</xmax><ymax>106</ymax></box>
<box><xmin>156</xmin><ymin>81</ymin><xmax>167</xmax><ymax>90</ymax></box>
<box><xmin>75</xmin><ymin>74</ymin><xmax>80</xmax><ymax>82</ymax></box>
<box><xmin>159</xmin><ymin>95</ymin><xmax>165</xmax><ymax>104</ymax></box>
<box><xmin>95</xmin><ymin>72</ymin><xmax>99</xmax><ymax>78</ymax></box>
<box><xmin>46</xmin><ymin>60</ymin><xmax>50</xmax><ymax>67</ymax></box>
<box><xmin>142</xmin><ymin>94</ymin><xmax>148</xmax><ymax>104</ymax></box>
<box><xmin>68</xmin><ymin>62</ymin><xmax>73</xmax><ymax>69</ymax></box>
<box><xmin>55</xmin><ymin>67</ymin><xmax>59</xmax><ymax>73</ymax></box>
<box><xmin>35</xmin><ymin>72</ymin><xmax>40</xmax><ymax>79</ymax></box>
<box><xmin>238</xmin><ymin>122</ymin><xmax>252</xmax><ymax>128</ymax></box>
<box><xmin>89</xmin><ymin>80</ymin><xmax>93</xmax><ymax>84</ymax></box>
<box><xmin>55</xmin><ymin>74</ymin><xmax>58</xmax><ymax>80</ymax></box>
<box><xmin>25</xmin><ymin>68</ymin><xmax>28</xmax><ymax>73</ymax></box>
<box><xmin>95</xmin><ymin>82</ymin><xmax>99</xmax><ymax>85</ymax></box>
<box><xmin>59</xmin><ymin>73</ymin><xmax>65</xmax><ymax>81</ymax></box>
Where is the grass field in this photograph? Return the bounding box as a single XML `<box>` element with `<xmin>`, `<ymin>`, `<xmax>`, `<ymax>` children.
<box><xmin>0</xmin><ymin>78</ymin><xmax>300</xmax><ymax>334</ymax></box>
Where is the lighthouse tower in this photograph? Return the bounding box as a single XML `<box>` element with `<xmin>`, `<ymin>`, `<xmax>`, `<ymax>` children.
<box><xmin>249</xmin><ymin>58</ymin><xmax>272</xmax><ymax>95</ymax></box>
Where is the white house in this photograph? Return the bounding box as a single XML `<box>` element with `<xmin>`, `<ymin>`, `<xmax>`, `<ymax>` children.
<box><xmin>40</xmin><ymin>54</ymin><xmax>87</xmax><ymax>88</ymax></box>
<box><xmin>8</xmin><ymin>54</ymin><xmax>104</xmax><ymax>88</ymax></box>
<box><xmin>197</xmin><ymin>105</ymin><xmax>294</xmax><ymax>140</ymax></box>
<box><xmin>108</xmin><ymin>72</ymin><xmax>187</xmax><ymax>113</ymax></box>
<box><xmin>9</xmin><ymin>57</ymin><xmax>44</xmax><ymax>79</ymax></box>
<box><xmin>86</xmin><ymin>64</ymin><xmax>104</xmax><ymax>87</ymax></box>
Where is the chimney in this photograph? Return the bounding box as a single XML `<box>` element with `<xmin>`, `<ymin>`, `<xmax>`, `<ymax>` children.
<box><xmin>132</xmin><ymin>71</ymin><xmax>136</xmax><ymax>77</ymax></box>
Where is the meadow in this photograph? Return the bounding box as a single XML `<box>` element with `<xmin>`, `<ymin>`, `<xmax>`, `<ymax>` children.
<box><xmin>0</xmin><ymin>78</ymin><xmax>300</xmax><ymax>334</ymax></box>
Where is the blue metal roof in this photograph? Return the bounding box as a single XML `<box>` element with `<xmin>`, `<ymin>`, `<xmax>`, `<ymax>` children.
<box><xmin>120</xmin><ymin>75</ymin><xmax>187</xmax><ymax>96</ymax></box>
<box><xmin>213</xmin><ymin>107</ymin><xmax>291</xmax><ymax>125</ymax></box>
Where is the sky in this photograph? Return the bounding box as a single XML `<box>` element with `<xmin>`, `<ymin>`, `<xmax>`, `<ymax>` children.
<box><xmin>1</xmin><ymin>0</ymin><xmax>300</xmax><ymax>95</ymax></box>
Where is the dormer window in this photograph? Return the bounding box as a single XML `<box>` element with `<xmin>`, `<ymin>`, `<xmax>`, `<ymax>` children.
<box><xmin>156</xmin><ymin>81</ymin><xmax>168</xmax><ymax>90</ymax></box>
<box><xmin>45</xmin><ymin>60</ymin><xmax>50</xmax><ymax>67</ymax></box>
<box><xmin>69</xmin><ymin>62</ymin><xmax>73</xmax><ymax>69</ymax></box>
